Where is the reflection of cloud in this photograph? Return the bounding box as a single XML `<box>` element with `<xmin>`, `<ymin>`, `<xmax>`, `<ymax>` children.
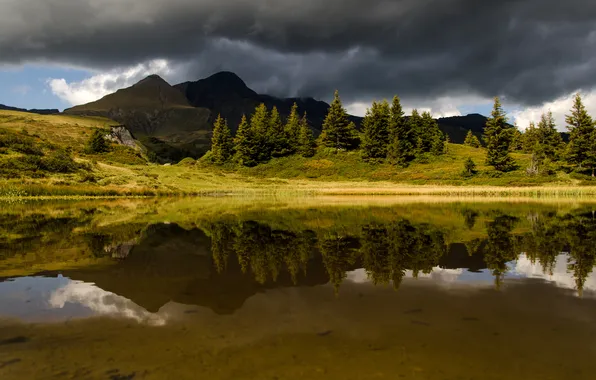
<box><xmin>346</xmin><ymin>267</ymin><xmax>465</xmax><ymax>285</ymax></box>
<box><xmin>514</xmin><ymin>254</ymin><xmax>596</xmax><ymax>293</ymax></box>
<box><xmin>49</xmin><ymin>281</ymin><xmax>167</xmax><ymax>326</ymax></box>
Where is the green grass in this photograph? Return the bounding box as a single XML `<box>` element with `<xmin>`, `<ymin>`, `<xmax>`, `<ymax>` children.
<box><xmin>3</xmin><ymin>108</ymin><xmax>596</xmax><ymax>197</ymax></box>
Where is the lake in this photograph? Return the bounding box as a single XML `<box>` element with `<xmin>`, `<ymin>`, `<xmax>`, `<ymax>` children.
<box><xmin>1</xmin><ymin>197</ymin><xmax>596</xmax><ymax>379</ymax></box>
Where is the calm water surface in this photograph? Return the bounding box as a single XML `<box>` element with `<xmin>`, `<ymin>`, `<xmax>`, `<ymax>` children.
<box><xmin>1</xmin><ymin>198</ymin><xmax>596</xmax><ymax>379</ymax></box>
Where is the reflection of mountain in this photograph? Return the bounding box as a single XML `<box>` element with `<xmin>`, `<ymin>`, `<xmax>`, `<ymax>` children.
<box><xmin>5</xmin><ymin>208</ymin><xmax>596</xmax><ymax>315</ymax></box>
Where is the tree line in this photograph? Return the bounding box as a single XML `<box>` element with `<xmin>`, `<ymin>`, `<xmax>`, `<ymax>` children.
<box><xmin>210</xmin><ymin>90</ymin><xmax>596</xmax><ymax>176</ymax></box>
<box><xmin>463</xmin><ymin>94</ymin><xmax>596</xmax><ymax>175</ymax></box>
<box><xmin>210</xmin><ymin>90</ymin><xmax>447</xmax><ymax>167</ymax></box>
<box><xmin>207</xmin><ymin>212</ymin><xmax>596</xmax><ymax>294</ymax></box>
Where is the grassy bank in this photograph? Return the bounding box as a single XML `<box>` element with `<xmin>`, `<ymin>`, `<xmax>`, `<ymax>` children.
<box><xmin>3</xmin><ymin>109</ymin><xmax>596</xmax><ymax>198</ymax></box>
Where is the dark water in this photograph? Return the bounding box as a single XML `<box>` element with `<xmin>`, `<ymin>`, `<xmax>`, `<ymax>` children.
<box><xmin>1</xmin><ymin>199</ymin><xmax>596</xmax><ymax>379</ymax></box>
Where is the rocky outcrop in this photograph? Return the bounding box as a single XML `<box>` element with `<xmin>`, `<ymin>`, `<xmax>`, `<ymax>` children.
<box><xmin>106</xmin><ymin>126</ymin><xmax>138</xmax><ymax>150</ymax></box>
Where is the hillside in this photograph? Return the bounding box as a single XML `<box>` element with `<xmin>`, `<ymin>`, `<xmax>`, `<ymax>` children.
<box><xmin>64</xmin><ymin>75</ymin><xmax>212</xmax><ymax>161</ymax></box>
<box><xmin>0</xmin><ymin>103</ymin><xmax>59</xmax><ymax>115</ymax></box>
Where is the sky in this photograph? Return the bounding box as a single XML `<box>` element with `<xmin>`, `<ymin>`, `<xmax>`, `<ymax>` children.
<box><xmin>1</xmin><ymin>0</ymin><xmax>596</xmax><ymax>130</ymax></box>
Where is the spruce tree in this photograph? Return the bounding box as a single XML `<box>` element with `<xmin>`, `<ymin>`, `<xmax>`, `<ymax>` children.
<box><xmin>464</xmin><ymin>130</ymin><xmax>481</xmax><ymax>148</ymax></box>
<box><xmin>484</xmin><ymin>97</ymin><xmax>515</xmax><ymax>171</ymax></box>
<box><xmin>250</xmin><ymin>103</ymin><xmax>271</xmax><ymax>163</ymax></box>
<box><xmin>234</xmin><ymin>115</ymin><xmax>257</xmax><ymax>167</ymax></box>
<box><xmin>284</xmin><ymin>103</ymin><xmax>301</xmax><ymax>155</ymax></box>
<box><xmin>536</xmin><ymin>111</ymin><xmax>564</xmax><ymax>161</ymax></box>
<box><xmin>211</xmin><ymin>114</ymin><xmax>233</xmax><ymax>164</ymax></box>
<box><xmin>408</xmin><ymin>109</ymin><xmax>424</xmax><ymax>155</ymax></box>
<box><xmin>361</xmin><ymin>100</ymin><xmax>390</xmax><ymax>161</ymax></box>
<box><xmin>267</xmin><ymin>106</ymin><xmax>287</xmax><ymax>158</ymax></box>
<box><xmin>319</xmin><ymin>90</ymin><xmax>359</xmax><ymax>151</ymax></box>
<box><xmin>510</xmin><ymin>128</ymin><xmax>524</xmax><ymax>151</ymax></box>
<box><xmin>418</xmin><ymin>111</ymin><xmax>438</xmax><ymax>153</ymax></box>
<box><xmin>566</xmin><ymin>94</ymin><xmax>595</xmax><ymax>173</ymax></box>
<box><xmin>387</xmin><ymin>96</ymin><xmax>415</xmax><ymax>165</ymax></box>
<box><xmin>523</xmin><ymin>122</ymin><xmax>540</xmax><ymax>154</ymax></box>
<box><xmin>297</xmin><ymin>113</ymin><xmax>316</xmax><ymax>157</ymax></box>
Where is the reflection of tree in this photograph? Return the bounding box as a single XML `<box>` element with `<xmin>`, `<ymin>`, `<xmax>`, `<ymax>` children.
<box><xmin>464</xmin><ymin>239</ymin><xmax>483</xmax><ymax>256</ymax></box>
<box><xmin>361</xmin><ymin>224</ymin><xmax>391</xmax><ymax>285</ymax></box>
<box><xmin>461</xmin><ymin>209</ymin><xmax>479</xmax><ymax>230</ymax></box>
<box><xmin>483</xmin><ymin>215</ymin><xmax>518</xmax><ymax>288</ymax></box>
<box><xmin>210</xmin><ymin>222</ymin><xmax>235</xmax><ymax>273</ymax></box>
<box><xmin>562</xmin><ymin>214</ymin><xmax>596</xmax><ymax>296</ymax></box>
<box><xmin>519</xmin><ymin>216</ymin><xmax>562</xmax><ymax>276</ymax></box>
<box><xmin>361</xmin><ymin>221</ymin><xmax>446</xmax><ymax>290</ymax></box>
<box><xmin>319</xmin><ymin>232</ymin><xmax>359</xmax><ymax>294</ymax></box>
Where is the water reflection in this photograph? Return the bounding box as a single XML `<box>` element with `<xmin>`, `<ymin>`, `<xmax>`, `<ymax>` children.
<box><xmin>2</xmin><ymin>203</ymin><xmax>596</xmax><ymax>323</ymax></box>
<box><xmin>3</xmin><ymin>201</ymin><xmax>596</xmax><ymax>379</ymax></box>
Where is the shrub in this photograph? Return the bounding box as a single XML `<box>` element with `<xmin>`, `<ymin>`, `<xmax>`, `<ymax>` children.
<box><xmin>40</xmin><ymin>150</ymin><xmax>78</xmax><ymax>173</ymax></box>
<box><xmin>462</xmin><ymin>157</ymin><xmax>477</xmax><ymax>177</ymax></box>
<box><xmin>86</xmin><ymin>129</ymin><xmax>109</xmax><ymax>153</ymax></box>
<box><xmin>178</xmin><ymin>157</ymin><xmax>196</xmax><ymax>167</ymax></box>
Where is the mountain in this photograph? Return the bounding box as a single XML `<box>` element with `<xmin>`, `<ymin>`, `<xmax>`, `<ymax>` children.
<box><xmin>63</xmin><ymin>75</ymin><xmax>212</xmax><ymax>161</ymax></box>
<box><xmin>0</xmin><ymin>104</ymin><xmax>59</xmax><ymax>115</ymax></box>
<box><xmin>175</xmin><ymin>71</ymin><xmax>362</xmax><ymax>134</ymax></box>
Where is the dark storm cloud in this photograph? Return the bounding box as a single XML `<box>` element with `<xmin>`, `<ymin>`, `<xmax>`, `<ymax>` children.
<box><xmin>1</xmin><ymin>0</ymin><xmax>596</xmax><ymax>105</ymax></box>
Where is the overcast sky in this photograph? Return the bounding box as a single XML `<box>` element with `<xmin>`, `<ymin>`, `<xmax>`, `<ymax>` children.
<box><xmin>1</xmin><ymin>0</ymin><xmax>596</xmax><ymax>130</ymax></box>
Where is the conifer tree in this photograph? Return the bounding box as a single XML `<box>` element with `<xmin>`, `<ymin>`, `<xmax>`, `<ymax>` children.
<box><xmin>510</xmin><ymin>128</ymin><xmax>524</xmax><ymax>151</ymax></box>
<box><xmin>523</xmin><ymin>122</ymin><xmax>540</xmax><ymax>154</ymax></box>
<box><xmin>418</xmin><ymin>111</ymin><xmax>438</xmax><ymax>153</ymax></box>
<box><xmin>250</xmin><ymin>103</ymin><xmax>271</xmax><ymax>162</ymax></box>
<box><xmin>408</xmin><ymin>109</ymin><xmax>424</xmax><ymax>155</ymax></box>
<box><xmin>566</xmin><ymin>94</ymin><xmax>596</xmax><ymax>174</ymax></box>
<box><xmin>297</xmin><ymin>112</ymin><xmax>316</xmax><ymax>157</ymax></box>
<box><xmin>284</xmin><ymin>103</ymin><xmax>301</xmax><ymax>155</ymax></box>
<box><xmin>361</xmin><ymin>100</ymin><xmax>390</xmax><ymax>160</ymax></box>
<box><xmin>267</xmin><ymin>106</ymin><xmax>287</xmax><ymax>158</ymax></box>
<box><xmin>319</xmin><ymin>90</ymin><xmax>359</xmax><ymax>151</ymax></box>
<box><xmin>234</xmin><ymin>115</ymin><xmax>257</xmax><ymax>167</ymax></box>
<box><xmin>387</xmin><ymin>96</ymin><xmax>415</xmax><ymax>166</ymax></box>
<box><xmin>484</xmin><ymin>97</ymin><xmax>515</xmax><ymax>171</ymax></box>
<box><xmin>536</xmin><ymin>111</ymin><xmax>564</xmax><ymax>161</ymax></box>
<box><xmin>210</xmin><ymin>114</ymin><xmax>233</xmax><ymax>164</ymax></box>
<box><xmin>464</xmin><ymin>130</ymin><xmax>481</xmax><ymax>148</ymax></box>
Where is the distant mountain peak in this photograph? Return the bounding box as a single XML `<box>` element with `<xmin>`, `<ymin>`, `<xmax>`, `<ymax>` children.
<box><xmin>134</xmin><ymin>74</ymin><xmax>170</xmax><ymax>87</ymax></box>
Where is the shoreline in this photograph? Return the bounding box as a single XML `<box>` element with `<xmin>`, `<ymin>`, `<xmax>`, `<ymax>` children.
<box><xmin>3</xmin><ymin>184</ymin><xmax>596</xmax><ymax>200</ymax></box>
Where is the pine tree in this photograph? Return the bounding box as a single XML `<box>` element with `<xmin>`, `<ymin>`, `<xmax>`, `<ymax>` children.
<box><xmin>361</xmin><ymin>100</ymin><xmax>390</xmax><ymax>160</ymax></box>
<box><xmin>387</xmin><ymin>96</ymin><xmax>416</xmax><ymax>166</ymax></box>
<box><xmin>464</xmin><ymin>130</ymin><xmax>481</xmax><ymax>148</ymax></box>
<box><xmin>267</xmin><ymin>106</ymin><xmax>287</xmax><ymax>158</ymax></box>
<box><xmin>510</xmin><ymin>128</ymin><xmax>524</xmax><ymax>151</ymax></box>
<box><xmin>319</xmin><ymin>90</ymin><xmax>359</xmax><ymax>151</ymax></box>
<box><xmin>284</xmin><ymin>102</ymin><xmax>301</xmax><ymax>156</ymax></box>
<box><xmin>211</xmin><ymin>114</ymin><xmax>233</xmax><ymax>164</ymax></box>
<box><xmin>484</xmin><ymin>97</ymin><xmax>515</xmax><ymax>171</ymax></box>
<box><xmin>536</xmin><ymin>111</ymin><xmax>564</xmax><ymax>161</ymax></box>
<box><xmin>234</xmin><ymin>115</ymin><xmax>257</xmax><ymax>167</ymax></box>
<box><xmin>297</xmin><ymin>112</ymin><xmax>316</xmax><ymax>157</ymax></box>
<box><xmin>523</xmin><ymin>122</ymin><xmax>540</xmax><ymax>154</ymax></box>
<box><xmin>416</xmin><ymin>111</ymin><xmax>445</xmax><ymax>156</ymax></box>
<box><xmin>566</xmin><ymin>94</ymin><xmax>596</xmax><ymax>174</ymax></box>
<box><xmin>250</xmin><ymin>103</ymin><xmax>271</xmax><ymax>163</ymax></box>
<box><xmin>87</xmin><ymin>129</ymin><xmax>109</xmax><ymax>153</ymax></box>
<box><xmin>408</xmin><ymin>109</ymin><xmax>425</xmax><ymax>155</ymax></box>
